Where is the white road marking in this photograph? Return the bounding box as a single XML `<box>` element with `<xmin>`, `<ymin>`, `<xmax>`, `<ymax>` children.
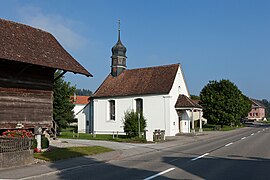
<box><xmin>225</xmin><ymin>142</ymin><xmax>233</xmax><ymax>147</ymax></box>
<box><xmin>263</xmin><ymin>129</ymin><xmax>265</xmax><ymax>131</ymax></box>
<box><xmin>258</xmin><ymin>131</ymin><xmax>261</xmax><ymax>133</ymax></box>
<box><xmin>241</xmin><ymin>137</ymin><xmax>246</xmax><ymax>140</ymax></box>
<box><xmin>144</xmin><ymin>168</ymin><xmax>175</xmax><ymax>180</ymax></box>
<box><xmin>191</xmin><ymin>153</ymin><xmax>209</xmax><ymax>161</ymax></box>
<box><xmin>251</xmin><ymin>133</ymin><xmax>254</xmax><ymax>136</ymax></box>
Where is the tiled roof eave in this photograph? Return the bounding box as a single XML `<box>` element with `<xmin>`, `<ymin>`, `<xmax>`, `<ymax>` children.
<box><xmin>93</xmin><ymin>92</ymin><xmax>169</xmax><ymax>99</ymax></box>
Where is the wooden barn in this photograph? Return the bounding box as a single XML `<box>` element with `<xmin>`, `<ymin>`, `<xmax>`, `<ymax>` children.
<box><xmin>0</xmin><ymin>18</ymin><xmax>92</xmax><ymax>132</ymax></box>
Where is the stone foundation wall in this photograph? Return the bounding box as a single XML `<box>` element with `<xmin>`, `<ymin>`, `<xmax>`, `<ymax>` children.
<box><xmin>0</xmin><ymin>150</ymin><xmax>34</xmax><ymax>168</ymax></box>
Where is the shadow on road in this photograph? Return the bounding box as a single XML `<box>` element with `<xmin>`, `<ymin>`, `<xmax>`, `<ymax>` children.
<box><xmin>46</xmin><ymin>151</ymin><xmax>173</xmax><ymax>180</ymax></box>
<box><xmin>163</xmin><ymin>155</ymin><xmax>270</xmax><ymax>180</ymax></box>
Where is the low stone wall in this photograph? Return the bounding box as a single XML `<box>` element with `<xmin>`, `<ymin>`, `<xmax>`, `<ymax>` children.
<box><xmin>0</xmin><ymin>150</ymin><xmax>34</xmax><ymax>168</ymax></box>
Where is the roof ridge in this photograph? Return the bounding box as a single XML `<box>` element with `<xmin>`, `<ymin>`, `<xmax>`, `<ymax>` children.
<box><xmin>0</xmin><ymin>18</ymin><xmax>50</xmax><ymax>34</ymax></box>
<box><xmin>126</xmin><ymin>63</ymin><xmax>180</xmax><ymax>71</ymax></box>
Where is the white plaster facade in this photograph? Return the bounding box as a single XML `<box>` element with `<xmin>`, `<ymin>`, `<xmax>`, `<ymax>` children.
<box><xmin>93</xmin><ymin>66</ymin><xmax>192</xmax><ymax>141</ymax></box>
<box><xmin>73</xmin><ymin>104</ymin><xmax>90</xmax><ymax>133</ymax></box>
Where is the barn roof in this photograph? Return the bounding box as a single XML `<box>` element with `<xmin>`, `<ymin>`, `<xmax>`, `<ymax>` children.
<box><xmin>93</xmin><ymin>64</ymin><xmax>179</xmax><ymax>98</ymax></box>
<box><xmin>0</xmin><ymin>18</ymin><xmax>92</xmax><ymax>77</ymax></box>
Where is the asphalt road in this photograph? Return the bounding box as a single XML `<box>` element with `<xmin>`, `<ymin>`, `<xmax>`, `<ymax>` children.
<box><xmin>1</xmin><ymin>124</ymin><xmax>270</xmax><ymax>180</ymax></box>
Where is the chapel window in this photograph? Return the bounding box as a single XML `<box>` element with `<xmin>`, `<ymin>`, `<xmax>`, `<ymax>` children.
<box><xmin>109</xmin><ymin>100</ymin><xmax>115</xmax><ymax>120</ymax></box>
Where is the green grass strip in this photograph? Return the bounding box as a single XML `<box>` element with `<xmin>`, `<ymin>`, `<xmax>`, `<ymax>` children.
<box><xmin>34</xmin><ymin>146</ymin><xmax>113</xmax><ymax>161</ymax></box>
<box><xmin>59</xmin><ymin>132</ymin><xmax>146</xmax><ymax>143</ymax></box>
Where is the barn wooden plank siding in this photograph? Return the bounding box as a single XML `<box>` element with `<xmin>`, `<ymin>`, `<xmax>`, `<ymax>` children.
<box><xmin>0</xmin><ymin>60</ymin><xmax>54</xmax><ymax>129</ymax></box>
<box><xmin>0</xmin><ymin>18</ymin><xmax>91</xmax><ymax>131</ymax></box>
<box><xmin>0</xmin><ymin>88</ymin><xmax>53</xmax><ymax>129</ymax></box>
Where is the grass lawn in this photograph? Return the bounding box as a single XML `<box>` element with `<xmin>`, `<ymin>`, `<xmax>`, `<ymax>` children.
<box><xmin>261</xmin><ymin>120</ymin><xmax>270</xmax><ymax>124</ymax></box>
<box><xmin>34</xmin><ymin>146</ymin><xmax>113</xmax><ymax>161</ymax></box>
<box><xmin>201</xmin><ymin>124</ymin><xmax>242</xmax><ymax>131</ymax></box>
<box><xmin>59</xmin><ymin>131</ymin><xmax>146</xmax><ymax>143</ymax></box>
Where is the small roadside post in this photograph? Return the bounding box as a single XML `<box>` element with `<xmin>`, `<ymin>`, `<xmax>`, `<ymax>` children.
<box><xmin>138</xmin><ymin>112</ymin><xmax>141</xmax><ymax>138</ymax></box>
<box><xmin>34</xmin><ymin>126</ymin><xmax>42</xmax><ymax>151</ymax></box>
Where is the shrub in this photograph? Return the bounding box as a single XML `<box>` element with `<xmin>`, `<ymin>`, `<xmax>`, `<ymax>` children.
<box><xmin>32</xmin><ymin>138</ymin><xmax>37</xmax><ymax>149</ymax></box>
<box><xmin>123</xmin><ymin>110</ymin><xmax>147</xmax><ymax>137</ymax></box>
<box><xmin>41</xmin><ymin>136</ymin><xmax>49</xmax><ymax>149</ymax></box>
<box><xmin>32</xmin><ymin>136</ymin><xmax>49</xmax><ymax>149</ymax></box>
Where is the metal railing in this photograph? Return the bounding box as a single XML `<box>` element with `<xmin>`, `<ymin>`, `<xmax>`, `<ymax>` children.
<box><xmin>0</xmin><ymin>137</ymin><xmax>33</xmax><ymax>153</ymax></box>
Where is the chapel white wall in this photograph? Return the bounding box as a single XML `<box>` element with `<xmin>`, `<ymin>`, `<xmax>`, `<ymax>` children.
<box><xmin>168</xmin><ymin>66</ymin><xmax>191</xmax><ymax>135</ymax></box>
<box><xmin>93</xmin><ymin>94</ymin><xmax>170</xmax><ymax>138</ymax></box>
<box><xmin>74</xmin><ymin>104</ymin><xmax>90</xmax><ymax>133</ymax></box>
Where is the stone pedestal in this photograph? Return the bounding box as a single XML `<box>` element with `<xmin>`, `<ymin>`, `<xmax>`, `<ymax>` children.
<box><xmin>35</xmin><ymin>134</ymin><xmax>41</xmax><ymax>150</ymax></box>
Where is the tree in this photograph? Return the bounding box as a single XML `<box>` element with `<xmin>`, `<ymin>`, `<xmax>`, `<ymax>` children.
<box><xmin>122</xmin><ymin>110</ymin><xmax>147</xmax><ymax>137</ymax></box>
<box><xmin>200</xmin><ymin>79</ymin><xmax>251</xmax><ymax>126</ymax></box>
<box><xmin>53</xmin><ymin>71</ymin><xmax>76</xmax><ymax>129</ymax></box>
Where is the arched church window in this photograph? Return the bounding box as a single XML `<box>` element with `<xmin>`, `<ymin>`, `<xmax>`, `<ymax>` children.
<box><xmin>109</xmin><ymin>100</ymin><xmax>115</xmax><ymax>120</ymax></box>
<box><xmin>135</xmin><ymin>98</ymin><xmax>143</xmax><ymax>113</ymax></box>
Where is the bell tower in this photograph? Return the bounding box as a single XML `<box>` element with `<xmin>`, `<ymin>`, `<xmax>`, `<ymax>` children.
<box><xmin>111</xmin><ymin>20</ymin><xmax>127</xmax><ymax>77</ymax></box>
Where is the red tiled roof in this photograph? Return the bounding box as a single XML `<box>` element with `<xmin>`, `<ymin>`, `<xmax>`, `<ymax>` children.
<box><xmin>93</xmin><ymin>64</ymin><xmax>179</xmax><ymax>98</ymax></box>
<box><xmin>0</xmin><ymin>18</ymin><xmax>92</xmax><ymax>77</ymax></box>
<box><xmin>175</xmin><ymin>94</ymin><xmax>202</xmax><ymax>109</ymax></box>
<box><xmin>71</xmin><ymin>96</ymin><xmax>90</xmax><ymax>105</ymax></box>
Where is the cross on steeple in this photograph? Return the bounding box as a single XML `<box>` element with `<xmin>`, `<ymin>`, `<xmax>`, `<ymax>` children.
<box><xmin>118</xmin><ymin>20</ymin><xmax>121</xmax><ymax>41</ymax></box>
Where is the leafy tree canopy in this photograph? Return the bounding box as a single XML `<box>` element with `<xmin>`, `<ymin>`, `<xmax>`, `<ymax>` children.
<box><xmin>53</xmin><ymin>71</ymin><xmax>76</xmax><ymax>129</ymax></box>
<box><xmin>200</xmin><ymin>79</ymin><xmax>251</xmax><ymax>126</ymax></box>
<box><xmin>123</xmin><ymin>110</ymin><xmax>147</xmax><ymax>137</ymax></box>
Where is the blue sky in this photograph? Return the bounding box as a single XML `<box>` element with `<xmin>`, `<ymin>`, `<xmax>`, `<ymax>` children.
<box><xmin>1</xmin><ymin>0</ymin><xmax>270</xmax><ymax>100</ymax></box>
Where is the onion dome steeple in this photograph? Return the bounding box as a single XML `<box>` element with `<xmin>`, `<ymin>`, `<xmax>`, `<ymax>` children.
<box><xmin>111</xmin><ymin>20</ymin><xmax>127</xmax><ymax>77</ymax></box>
<box><xmin>111</xmin><ymin>20</ymin><xmax>127</xmax><ymax>57</ymax></box>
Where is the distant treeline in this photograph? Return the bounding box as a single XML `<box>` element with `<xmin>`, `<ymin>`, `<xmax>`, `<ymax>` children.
<box><xmin>75</xmin><ymin>89</ymin><xmax>92</xmax><ymax>96</ymax></box>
